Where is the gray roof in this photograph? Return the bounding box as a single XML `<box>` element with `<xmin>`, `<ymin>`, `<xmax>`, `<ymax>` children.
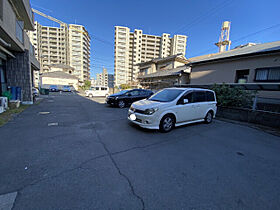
<box><xmin>138</xmin><ymin>65</ymin><xmax>189</xmax><ymax>79</ymax></box>
<box><xmin>189</xmin><ymin>41</ymin><xmax>280</xmax><ymax>64</ymax></box>
<box><xmin>42</xmin><ymin>71</ymin><xmax>78</xmax><ymax>80</ymax></box>
<box><xmin>49</xmin><ymin>64</ymin><xmax>75</xmax><ymax>70</ymax></box>
<box><xmin>137</xmin><ymin>53</ymin><xmax>188</xmax><ymax>66</ymax></box>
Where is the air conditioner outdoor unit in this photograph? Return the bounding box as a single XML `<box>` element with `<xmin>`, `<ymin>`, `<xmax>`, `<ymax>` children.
<box><xmin>0</xmin><ymin>97</ymin><xmax>8</xmax><ymax>113</ymax></box>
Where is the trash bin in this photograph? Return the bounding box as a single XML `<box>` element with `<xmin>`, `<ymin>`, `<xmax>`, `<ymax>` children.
<box><xmin>16</xmin><ymin>87</ymin><xmax>22</xmax><ymax>100</ymax></box>
<box><xmin>10</xmin><ymin>86</ymin><xmax>17</xmax><ymax>100</ymax></box>
<box><xmin>45</xmin><ymin>89</ymin><xmax>49</xmax><ymax>95</ymax></box>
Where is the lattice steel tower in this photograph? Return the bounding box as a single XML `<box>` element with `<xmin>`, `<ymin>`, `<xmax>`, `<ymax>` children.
<box><xmin>215</xmin><ymin>21</ymin><xmax>231</xmax><ymax>53</ymax></box>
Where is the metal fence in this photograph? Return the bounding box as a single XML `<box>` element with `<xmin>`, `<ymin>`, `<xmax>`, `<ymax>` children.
<box><xmin>253</xmin><ymin>96</ymin><xmax>280</xmax><ymax>113</ymax></box>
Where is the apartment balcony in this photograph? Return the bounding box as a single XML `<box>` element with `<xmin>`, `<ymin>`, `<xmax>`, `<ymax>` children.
<box><xmin>11</xmin><ymin>0</ymin><xmax>34</xmax><ymax>30</ymax></box>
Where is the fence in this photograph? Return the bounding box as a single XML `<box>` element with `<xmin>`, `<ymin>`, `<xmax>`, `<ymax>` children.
<box><xmin>253</xmin><ymin>96</ymin><xmax>280</xmax><ymax>113</ymax></box>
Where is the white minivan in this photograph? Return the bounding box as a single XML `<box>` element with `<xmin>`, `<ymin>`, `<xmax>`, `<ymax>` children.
<box><xmin>85</xmin><ymin>86</ymin><xmax>109</xmax><ymax>97</ymax></box>
<box><xmin>128</xmin><ymin>88</ymin><xmax>217</xmax><ymax>132</ymax></box>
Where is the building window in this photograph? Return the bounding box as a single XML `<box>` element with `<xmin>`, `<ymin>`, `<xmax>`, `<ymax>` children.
<box><xmin>235</xmin><ymin>69</ymin><xmax>249</xmax><ymax>83</ymax></box>
<box><xmin>16</xmin><ymin>20</ymin><xmax>24</xmax><ymax>43</ymax></box>
<box><xmin>255</xmin><ymin>67</ymin><xmax>280</xmax><ymax>81</ymax></box>
<box><xmin>0</xmin><ymin>0</ymin><xmax>3</xmax><ymax>20</ymax></box>
<box><xmin>0</xmin><ymin>59</ymin><xmax>7</xmax><ymax>95</ymax></box>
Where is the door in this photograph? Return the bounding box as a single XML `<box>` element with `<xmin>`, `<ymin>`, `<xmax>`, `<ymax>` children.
<box><xmin>175</xmin><ymin>91</ymin><xmax>197</xmax><ymax>123</ymax></box>
<box><xmin>101</xmin><ymin>87</ymin><xmax>107</xmax><ymax>96</ymax></box>
<box><xmin>94</xmin><ymin>87</ymin><xmax>100</xmax><ymax>96</ymax></box>
<box><xmin>193</xmin><ymin>91</ymin><xmax>207</xmax><ymax>119</ymax></box>
<box><xmin>129</xmin><ymin>90</ymin><xmax>141</xmax><ymax>103</ymax></box>
<box><xmin>139</xmin><ymin>90</ymin><xmax>149</xmax><ymax>100</ymax></box>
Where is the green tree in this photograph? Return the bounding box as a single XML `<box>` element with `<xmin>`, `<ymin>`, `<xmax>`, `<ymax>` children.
<box><xmin>120</xmin><ymin>84</ymin><xmax>131</xmax><ymax>90</ymax></box>
<box><xmin>82</xmin><ymin>80</ymin><xmax>91</xmax><ymax>90</ymax></box>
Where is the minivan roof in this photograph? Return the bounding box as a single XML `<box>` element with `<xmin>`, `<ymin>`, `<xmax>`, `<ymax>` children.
<box><xmin>167</xmin><ymin>87</ymin><xmax>214</xmax><ymax>92</ymax></box>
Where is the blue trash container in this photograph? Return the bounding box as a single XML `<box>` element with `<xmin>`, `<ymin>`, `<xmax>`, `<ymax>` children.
<box><xmin>16</xmin><ymin>87</ymin><xmax>22</xmax><ymax>100</ymax></box>
<box><xmin>11</xmin><ymin>86</ymin><xmax>17</xmax><ymax>100</ymax></box>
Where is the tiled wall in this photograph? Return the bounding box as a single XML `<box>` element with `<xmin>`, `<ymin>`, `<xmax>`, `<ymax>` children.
<box><xmin>6</xmin><ymin>50</ymin><xmax>32</xmax><ymax>102</ymax></box>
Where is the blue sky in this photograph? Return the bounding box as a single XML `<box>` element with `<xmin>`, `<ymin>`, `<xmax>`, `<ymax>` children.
<box><xmin>30</xmin><ymin>0</ymin><xmax>280</xmax><ymax>78</ymax></box>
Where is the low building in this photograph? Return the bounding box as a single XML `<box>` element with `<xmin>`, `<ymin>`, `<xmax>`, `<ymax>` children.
<box><xmin>49</xmin><ymin>64</ymin><xmax>75</xmax><ymax>74</ymax></box>
<box><xmin>0</xmin><ymin>0</ymin><xmax>40</xmax><ymax>103</ymax></box>
<box><xmin>137</xmin><ymin>54</ymin><xmax>190</xmax><ymax>90</ymax></box>
<box><xmin>40</xmin><ymin>71</ymin><xmax>79</xmax><ymax>90</ymax></box>
<box><xmin>189</xmin><ymin>41</ymin><xmax>280</xmax><ymax>98</ymax></box>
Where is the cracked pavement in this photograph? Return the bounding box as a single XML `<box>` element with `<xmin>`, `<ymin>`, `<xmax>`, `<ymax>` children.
<box><xmin>0</xmin><ymin>92</ymin><xmax>280</xmax><ymax>209</ymax></box>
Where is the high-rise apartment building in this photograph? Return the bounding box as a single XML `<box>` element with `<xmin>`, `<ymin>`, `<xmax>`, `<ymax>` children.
<box><xmin>69</xmin><ymin>24</ymin><xmax>91</xmax><ymax>81</ymax></box>
<box><xmin>96</xmin><ymin>68</ymin><xmax>114</xmax><ymax>87</ymax></box>
<box><xmin>28</xmin><ymin>22</ymin><xmax>91</xmax><ymax>82</ymax></box>
<box><xmin>29</xmin><ymin>21</ymin><xmax>68</xmax><ymax>72</ymax></box>
<box><xmin>114</xmin><ymin>26</ymin><xmax>187</xmax><ymax>86</ymax></box>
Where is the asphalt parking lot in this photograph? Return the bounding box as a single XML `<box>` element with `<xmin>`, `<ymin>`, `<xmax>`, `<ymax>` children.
<box><xmin>0</xmin><ymin>92</ymin><xmax>280</xmax><ymax>209</ymax></box>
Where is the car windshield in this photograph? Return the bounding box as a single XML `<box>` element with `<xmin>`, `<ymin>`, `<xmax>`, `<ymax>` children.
<box><xmin>149</xmin><ymin>89</ymin><xmax>184</xmax><ymax>102</ymax></box>
<box><xmin>115</xmin><ymin>90</ymin><xmax>130</xmax><ymax>95</ymax></box>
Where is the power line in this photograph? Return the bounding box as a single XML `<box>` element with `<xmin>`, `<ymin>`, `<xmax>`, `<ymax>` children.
<box><xmin>231</xmin><ymin>23</ymin><xmax>280</xmax><ymax>44</ymax></box>
<box><xmin>90</xmin><ymin>34</ymin><xmax>114</xmax><ymax>46</ymax></box>
<box><xmin>189</xmin><ymin>23</ymin><xmax>280</xmax><ymax>57</ymax></box>
<box><xmin>175</xmin><ymin>0</ymin><xmax>234</xmax><ymax>34</ymax></box>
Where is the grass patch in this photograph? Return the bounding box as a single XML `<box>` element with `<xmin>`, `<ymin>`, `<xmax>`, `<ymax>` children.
<box><xmin>0</xmin><ymin>105</ymin><xmax>29</xmax><ymax>127</ymax></box>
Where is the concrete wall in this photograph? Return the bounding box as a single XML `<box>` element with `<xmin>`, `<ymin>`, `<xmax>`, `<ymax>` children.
<box><xmin>217</xmin><ymin>106</ymin><xmax>280</xmax><ymax>129</ymax></box>
<box><xmin>0</xmin><ymin>0</ymin><xmax>25</xmax><ymax>51</ymax></box>
<box><xmin>190</xmin><ymin>53</ymin><xmax>280</xmax><ymax>99</ymax></box>
<box><xmin>191</xmin><ymin>53</ymin><xmax>280</xmax><ymax>84</ymax></box>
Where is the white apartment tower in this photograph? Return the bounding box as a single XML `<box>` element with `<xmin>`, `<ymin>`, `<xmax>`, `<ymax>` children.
<box><xmin>28</xmin><ymin>22</ymin><xmax>91</xmax><ymax>82</ymax></box>
<box><xmin>96</xmin><ymin>68</ymin><xmax>108</xmax><ymax>86</ymax></box>
<box><xmin>69</xmin><ymin>24</ymin><xmax>91</xmax><ymax>81</ymax></box>
<box><xmin>114</xmin><ymin>26</ymin><xmax>187</xmax><ymax>86</ymax></box>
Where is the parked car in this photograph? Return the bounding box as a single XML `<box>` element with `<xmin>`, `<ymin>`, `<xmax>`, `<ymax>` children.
<box><xmin>106</xmin><ymin>89</ymin><xmax>154</xmax><ymax>108</ymax></box>
<box><xmin>85</xmin><ymin>86</ymin><xmax>109</xmax><ymax>97</ymax></box>
<box><xmin>49</xmin><ymin>85</ymin><xmax>59</xmax><ymax>92</ymax></box>
<box><xmin>128</xmin><ymin>88</ymin><xmax>217</xmax><ymax>132</ymax></box>
<box><xmin>62</xmin><ymin>85</ymin><xmax>71</xmax><ymax>92</ymax></box>
<box><xmin>32</xmin><ymin>87</ymin><xmax>39</xmax><ymax>97</ymax></box>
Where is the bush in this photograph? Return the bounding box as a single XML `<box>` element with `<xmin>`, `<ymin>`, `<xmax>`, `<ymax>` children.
<box><xmin>119</xmin><ymin>84</ymin><xmax>131</xmax><ymax>90</ymax></box>
<box><xmin>81</xmin><ymin>80</ymin><xmax>91</xmax><ymax>90</ymax></box>
<box><xmin>210</xmin><ymin>83</ymin><xmax>256</xmax><ymax>108</ymax></box>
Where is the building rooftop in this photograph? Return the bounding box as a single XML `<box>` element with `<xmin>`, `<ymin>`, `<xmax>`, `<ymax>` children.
<box><xmin>42</xmin><ymin>71</ymin><xmax>78</xmax><ymax>80</ymax></box>
<box><xmin>137</xmin><ymin>54</ymin><xmax>189</xmax><ymax>66</ymax></box>
<box><xmin>49</xmin><ymin>64</ymin><xmax>75</xmax><ymax>70</ymax></box>
<box><xmin>138</xmin><ymin>65</ymin><xmax>190</xmax><ymax>79</ymax></box>
<box><xmin>189</xmin><ymin>41</ymin><xmax>280</xmax><ymax>64</ymax></box>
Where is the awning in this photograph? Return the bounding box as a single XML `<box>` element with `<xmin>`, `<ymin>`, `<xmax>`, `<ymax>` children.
<box><xmin>0</xmin><ymin>45</ymin><xmax>15</xmax><ymax>58</ymax></box>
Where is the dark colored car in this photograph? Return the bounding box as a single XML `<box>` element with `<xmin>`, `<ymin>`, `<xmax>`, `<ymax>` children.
<box><xmin>49</xmin><ymin>85</ymin><xmax>59</xmax><ymax>92</ymax></box>
<box><xmin>62</xmin><ymin>85</ymin><xmax>71</xmax><ymax>92</ymax></box>
<box><xmin>106</xmin><ymin>89</ymin><xmax>154</xmax><ymax>108</ymax></box>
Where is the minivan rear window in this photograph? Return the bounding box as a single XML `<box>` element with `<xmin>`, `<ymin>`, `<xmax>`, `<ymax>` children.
<box><xmin>193</xmin><ymin>91</ymin><xmax>206</xmax><ymax>102</ymax></box>
<box><xmin>206</xmin><ymin>91</ymin><xmax>215</xmax><ymax>101</ymax></box>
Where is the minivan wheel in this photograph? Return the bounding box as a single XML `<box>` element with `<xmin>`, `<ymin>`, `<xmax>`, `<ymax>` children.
<box><xmin>160</xmin><ymin>115</ymin><xmax>175</xmax><ymax>133</ymax></box>
<box><xmin>205</xmin><ymin>111</ymin><xmax>213</xmax><ymax>124</ymax></box>
<box><xmin>118</xmin><ymin>100</ymin><xmax>125</xmax><ymax>108</ymax></box>
<box><xmin>89</xmin><ymin>94</ymin><xmax>93</xmax><ymax>98</ymax></box>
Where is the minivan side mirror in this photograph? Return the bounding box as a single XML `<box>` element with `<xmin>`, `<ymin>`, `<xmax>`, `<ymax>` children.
<box><xmin>183</xmin><ymin>99</ymin><xmax>189</xmax><ymax>104</ymax></box>
<box><xmin>127</xmin><ymin>93</ymin><xmax>131</xmax><ymax>96</ymax></box>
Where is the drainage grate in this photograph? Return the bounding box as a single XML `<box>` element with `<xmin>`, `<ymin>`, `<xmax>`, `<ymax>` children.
<box><xmin>48</xmin><ymin>122</ymin><xmax>58</xmax><ymax>126</ymax></box>
<box><xmin>39</xmin><ymin>112</ymin><xmax>50</xmax><ymax>115</ymax></box>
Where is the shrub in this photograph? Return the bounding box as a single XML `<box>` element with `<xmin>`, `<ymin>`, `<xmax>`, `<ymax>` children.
<box><xmin>210</xmin><ymin>83</ymin><xmax>256</xmax><ymax>108</ymax></box>
<box><xmin>119</xmin><ymin>84</ymin><xmax>131</xmax><ymax>90</ymax></box>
